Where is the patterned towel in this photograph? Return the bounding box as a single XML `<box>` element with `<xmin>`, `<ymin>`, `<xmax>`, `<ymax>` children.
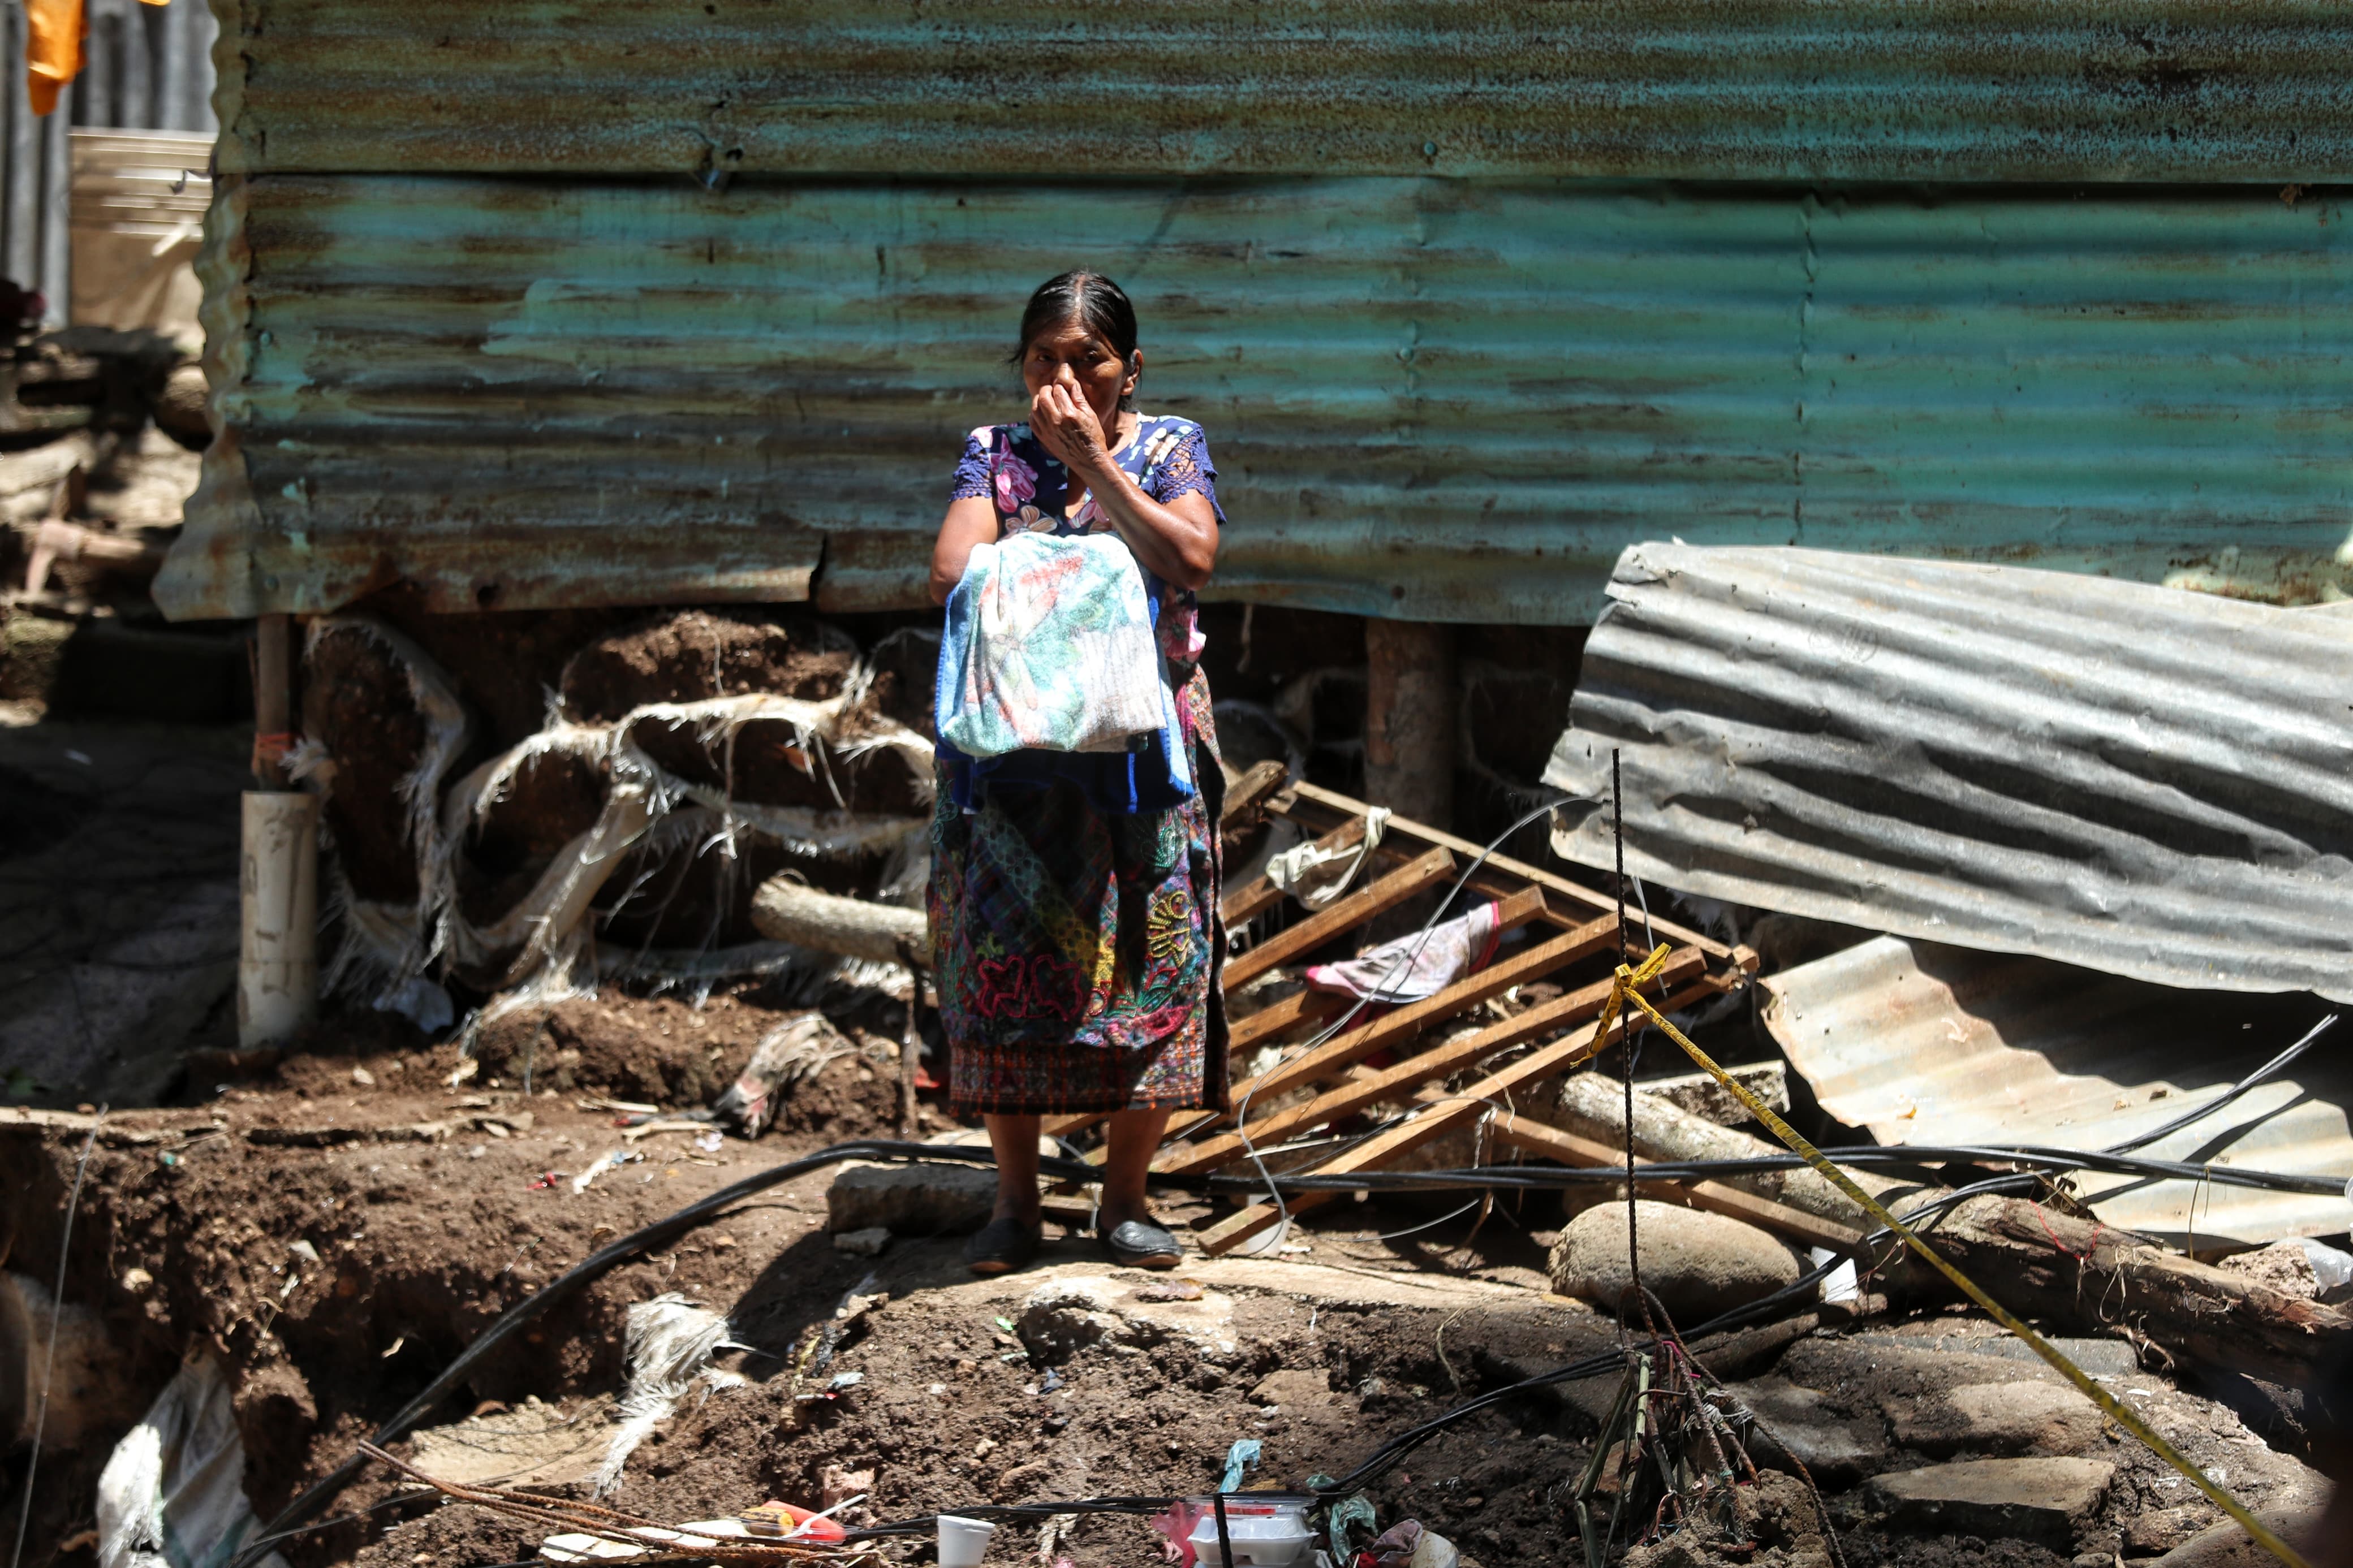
<box><xmin>936</xmin><ymin>530</ymin><xmax>1169</xmax><ymax>758</ymax></box>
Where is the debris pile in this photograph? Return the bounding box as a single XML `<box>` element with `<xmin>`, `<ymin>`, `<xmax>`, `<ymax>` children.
<box><xmin>7</xmin><ymin>545</ymin><xmax>2351</xmax><ymax>1568</ymax></box>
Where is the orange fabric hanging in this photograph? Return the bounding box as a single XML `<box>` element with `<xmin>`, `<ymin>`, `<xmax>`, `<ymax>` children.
<box><xmin>26</xmin><ymin>0</ymin><xmax>169</xmax><ymax>117</ymax></box>
<box><xmin>25</xmin><ymin>0</ymin><xmax>84</xmax><ymax>116</ymax></box>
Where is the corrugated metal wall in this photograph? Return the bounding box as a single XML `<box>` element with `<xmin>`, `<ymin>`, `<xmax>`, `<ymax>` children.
<box><xmin>161</xmin><ymin>3</ymin><xmax>2353</xmax><ymax>622</ymax></box>
<box><xmin>0</xmin><ymin>0</ymin><xmax>214</xmax><ymax>321</ymax></box>
<box><xmin>205</xmin><ymin>2</ymin><xmax>2353</xmax><ymax>182</ymax></box>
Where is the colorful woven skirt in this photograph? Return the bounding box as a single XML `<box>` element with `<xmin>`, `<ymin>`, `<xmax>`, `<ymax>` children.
<box><xmin>929</xmin><ymin>672</ymin><xmax>1227</xmax><ymax>1116</ymax></box>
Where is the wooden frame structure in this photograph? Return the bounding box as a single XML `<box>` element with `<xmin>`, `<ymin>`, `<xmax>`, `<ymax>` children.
<box><xmin>1051</xmin><ymin>777</ymin><xmax>1759</xmax><ymax>1255</ymax></box>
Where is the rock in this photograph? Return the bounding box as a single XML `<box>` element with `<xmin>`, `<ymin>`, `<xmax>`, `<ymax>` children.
<box><xmin>1885</xmin><ymin>1380</ymin><xmax>2103</xmax><ymax>1457</ymax></box>
<box><xmin>1016</xmin><ymin>1273</ymin><xmax>1239</xmax><ymax>1364</ymax></box>
<box><xmin>831</xmin><ymin>1226</ymin><xmax>891</xmax><ymax>1256</ymax></box>
<box><xmin>1248</xmin><ymin>1368</ymin><xmax>1335</xmax><ymax>1410</ymax></box>
<box><xmin>151</xmin><ymin>361</ymin><xmax>210</xmax><ymax>448</ymax></box>
<box><xmin>827</xmin><ymin>1161</ymin><xmax>996</xmax><ymax>1236</ymax></box>
<box><xmin>818</xmin><ymin>1463</ymin><xmax>874</xmax><ymax>1509</ymax></box>
<box><xmin>2151</xmin><ymin>1505</ymin><xmax>2328</xmax><ymax>1568</ymax></box>
<box><xmin>1547</xmin><ymin>1200</ymin><xmax>1800</xmax><ymax>1322</ymax></box>
<box><xmin>2124</xmin><ymin>1506</ymin><xmax>2217</xmax><ymax>1553</ymax></box>
<box><xmin>1864</xmin><ymin>1457</ymin><xmax>2113</xmax><ymax>1544</ymax></box>
<box><xmin>1723</xmin><ymin>1376</ymin><xmax>1886</xmax><ymax>1487</ymax></box>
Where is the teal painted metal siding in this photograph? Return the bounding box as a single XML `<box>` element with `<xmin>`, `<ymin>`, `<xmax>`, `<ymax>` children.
<box><xmin>158</xmin><ymin>176</ymin><xmax>2353</xmax><ymax>623</ymax></box>
<box><xmin>208</xmin><ymin>1</ymin><xmax>2353</xmax><ymax>182</ymax></box>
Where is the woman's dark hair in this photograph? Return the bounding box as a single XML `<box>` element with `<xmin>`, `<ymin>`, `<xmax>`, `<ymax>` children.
<box><xmin>1012</xmin><ymin>270</ymin><xmax>1140</xmax><ymax>407</ymax></box>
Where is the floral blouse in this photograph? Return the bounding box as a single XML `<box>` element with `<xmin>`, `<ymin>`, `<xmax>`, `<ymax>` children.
<box><xmin>950</xmin><ymin>413</ymin><xmax>1223</xmax><ymax>663</ymax></box>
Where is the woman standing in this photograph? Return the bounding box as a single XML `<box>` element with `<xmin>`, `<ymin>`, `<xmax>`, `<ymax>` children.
<box><xmin>928</xmin><ymin>271</ymin><xmax>1227</xmax><ymax>1273</ymax></box>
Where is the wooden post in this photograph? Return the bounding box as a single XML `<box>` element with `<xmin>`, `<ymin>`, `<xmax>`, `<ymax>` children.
<box><xmin>1363</xmin><ymin>618</ymin><xmax>1456</xmax><ymax>830</ymax></box>
<box><xmin>253</xmin><ymin>611</ymin><xmax>291</xmax><ymax>788</ymax></box>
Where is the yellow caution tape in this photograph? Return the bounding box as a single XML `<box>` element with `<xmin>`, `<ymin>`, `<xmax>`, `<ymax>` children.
<box><xmin>1597</xmin><ymin>947</ymin><xmax>2314</xmax><ymax>1568</ymax></box>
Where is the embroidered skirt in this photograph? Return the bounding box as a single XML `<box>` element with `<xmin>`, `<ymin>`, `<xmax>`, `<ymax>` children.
<box><xmin>929</xmin><ymin>669</ymin><xmax>1227</xmax><ymax>1116</ymax></box>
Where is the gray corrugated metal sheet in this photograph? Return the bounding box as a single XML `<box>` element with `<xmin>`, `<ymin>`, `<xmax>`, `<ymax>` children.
<box><xmin>207</xmin><ymin>1</ymin><xmax>2353</xmax><ymax>182</ymax></box>
<box><xmin>1761</xmin><ymin>936</ymin><xmax>2351</xmax><ymax>1247</ymax></box>
<box><xmin>1545</xmin><ymin>545</ymin><xmax>2353</xmax><ymax>1001</ymax></box>
<box><xmin>160</xmin><ymin>179</ymin><xmax>2353</xmax><ymax>621</ymax></box>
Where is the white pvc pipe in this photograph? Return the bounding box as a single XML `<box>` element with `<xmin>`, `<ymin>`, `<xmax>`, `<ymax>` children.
<box><xmin>239</xmin><ymin>791</ymin><xmax>319</xmax><ymax>1047</ymax></box>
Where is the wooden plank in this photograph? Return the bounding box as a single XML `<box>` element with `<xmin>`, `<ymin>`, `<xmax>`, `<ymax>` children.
<box><xmin>1228</xmin><ymin>987</ymin><xmax>1348</xmax><ymax>1051</ymax></box>
<box><xmin>1219</xmin><ymin>813</ymin><xmax>1369</xmax><ymax>929</ymax></box>
<box><xmin>1196</xmin><ymin>977</ymin><xmax>1716</xmax><ymax>1254</ymax></box>
<box><xmin>1167</xmin><ymin>945</ymin><xmax>1705</xmax><ymax>1177</ymax></box>
<box><xmin>1221</xmin><ymin>846</ymin><xmax>1455</xmax><ymax>990</ymax></box>
<box><xmin>1275</xmin><ymin>782</ymin><xmax>1748</xmax><ymax>969</ymax></box>
<box><xmin>1166</xmin><ymin>888</ymin><xmax>1558</xmax><ymax>1146</ymax></box>
<box><xmin>1218</xmin><ymin>760</ymin><xmax>1291</xmax><ymax>844</ymax></box>
<box><xmin>1187</xmin><ymin>898</ymin><xmax>1600</xmax><ymax>1142</ymax></box>
<box><xmin>1485</xmin><ymin>1116</ymin><xmax>1865</xmax><ymax>1251</ymax></box>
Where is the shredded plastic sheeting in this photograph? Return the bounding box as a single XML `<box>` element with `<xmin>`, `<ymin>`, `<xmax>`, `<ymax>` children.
<box><xmin>98</xmin><ymin>1354</ymin><xmax>290</xmax><ymax>1568</ymax></box>
<box><xmin>299</xmin><ymin>616</ymin><xmax>471</xmax><ymax>1008</ymax></box>
<box><xmin>593</xmin><ymin>1295</ymin><xmax>744</xmax><ymax>1497</ymax></box>
<box><xmin>301</xmin><ymin>624</ymin><xmax>932</xmax><ymax>1032</ymax></box>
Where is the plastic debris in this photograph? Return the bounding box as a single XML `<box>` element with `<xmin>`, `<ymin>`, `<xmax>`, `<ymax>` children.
<box><xmin>1220</xmin><ymin>1438</ymin><xmax>1263</xmax><ymax>1493</ymax></box>
<box><xmin>1307</xmin><ymin>1477</ymin><xmax>1377</xmax><ymax>1565</ymax></box>
<box><xmin>1358</xmin><ymin>1520</ymin><xmax>1459</xmax><ymax>1568</ymax></box>
<box><xmin>97</xmin><ymin>1354</ymin><xmax>290</xmax><ymax>1568</ymax></box>
<box><xmin>1186</xmin><ymin>1496</ymin><xmax>1316</xmax><ymax>1568</ymax></box>
<box><xmin>572</xmin><ymin>1148</ymin><xmax>643</xmax><ymax>1195</ymax></box>
<box><xmin>593</xmin><ymin>1295</ymin><xmax>745</xmax><ymax>1497</ymax></box>
<box><xmin>374</xmin><ymin>975</ymin><xmax>455</xmax><ymax>1034</ymax></box>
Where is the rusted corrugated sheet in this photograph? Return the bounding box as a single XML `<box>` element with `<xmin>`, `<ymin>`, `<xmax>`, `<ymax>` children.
<box><xmin>1546</xmin><ymin>545</ymin><xmax>2353</xmax><ymax>1000</ymax></box>
<box><xmin>1761</xmin><ymin>936</ymin><xmax>2351</xmax><ymax>1247</ymax></box>
<box><xmin>206</xmin><ymin>1</ymin><xmax>2353</xmax><ymax>182</ymax></box>
<box><xmin>159</xmin><ymin>178</ymin><xmax>2353</xmax><ymax>621</ymax></box>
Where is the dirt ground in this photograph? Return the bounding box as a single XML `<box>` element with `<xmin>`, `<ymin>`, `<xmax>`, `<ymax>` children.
<box><xmin>2</xmin><ymin>979</ymin><xmax>2337</xmax><ymax>1568</ymax></box>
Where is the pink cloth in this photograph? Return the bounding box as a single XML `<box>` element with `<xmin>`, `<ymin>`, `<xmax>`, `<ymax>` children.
<box><xmin>1305</xmin><ymin>901</ymin><xmax>1503</xmax><ymax>1004</ymax></box>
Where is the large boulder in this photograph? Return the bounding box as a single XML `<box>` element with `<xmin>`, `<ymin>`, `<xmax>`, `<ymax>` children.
<box><xmin>1547</xmin><ymin>1200</ymin><xmax>1800</xmax><ymax>1323</ymax></box>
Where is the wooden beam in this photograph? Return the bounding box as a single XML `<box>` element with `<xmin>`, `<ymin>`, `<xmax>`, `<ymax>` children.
<box><xmin>1166</xmin><ymin>945</ymin><xmax>1705</xmax><ymax>1177</ymax></box>
<box><xmin>1227</xmin><ymin>988</ymin><xmax>1348</xmax><ymax>1052</ymax></box>
<box><xmin>1196</xmin><ymin>977</ymin><xmax>1715</xmax><ymax>1254</ymax></box>
<box><xmin>1221</xmin><ymin>846</ymin><xmax>1454</xmax><ymax>991</ymax></box>
<box><xmin>1218</xmin><ymin>760</ymin><xmax>1291</xmax><ymax>845</ymax></box>
<box><xmin>1189</xmin><ymin>899</ymin><xmax>1601</xmax><ymax>1139</ymax></box>
<box><xmin>1485</xmin><ymin>1116</ymin><xmax>1864</xmax><ymax>1251</ymax></box>
<box><xmin>1275</xmin><ymin>781</ymin><xmax>1748</xmax><ymax>969</ymax></box>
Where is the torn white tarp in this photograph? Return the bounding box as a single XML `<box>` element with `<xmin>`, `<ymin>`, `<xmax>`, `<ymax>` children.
<box><xmin>98</xmin><ymin>1354</ymin><xmax>289</xmax><ymax>1568</ymax></box>
<box><xmin>1546</xmin><ymin>545</ymin><xmax>2353</xmax><ymax>1002</ymax></box>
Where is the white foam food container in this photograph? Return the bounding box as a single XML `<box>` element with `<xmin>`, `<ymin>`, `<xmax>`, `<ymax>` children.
<box><xmin>1186</xmin><ymin>1500</ymin><xmax>1316</xmax><ymax>1567</ymax></box>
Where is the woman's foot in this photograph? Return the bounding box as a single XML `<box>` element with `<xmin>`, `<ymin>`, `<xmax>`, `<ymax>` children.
<box><xmin>965</xmin><ymin>1215</ymin><xmax>1041</xmax><ymax>1275</ymax></box>
<box><xmin>1097</xmin><ymin>1210</ymin><xmax>1183</xmax><ymax>1269</ymax></box>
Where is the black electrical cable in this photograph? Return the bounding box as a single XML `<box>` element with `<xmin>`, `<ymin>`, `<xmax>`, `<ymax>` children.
<box><xmin>2109</xmin><ymin>1013</ymin><xmax>2336</xmax><ymax>1153</ymax></box>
